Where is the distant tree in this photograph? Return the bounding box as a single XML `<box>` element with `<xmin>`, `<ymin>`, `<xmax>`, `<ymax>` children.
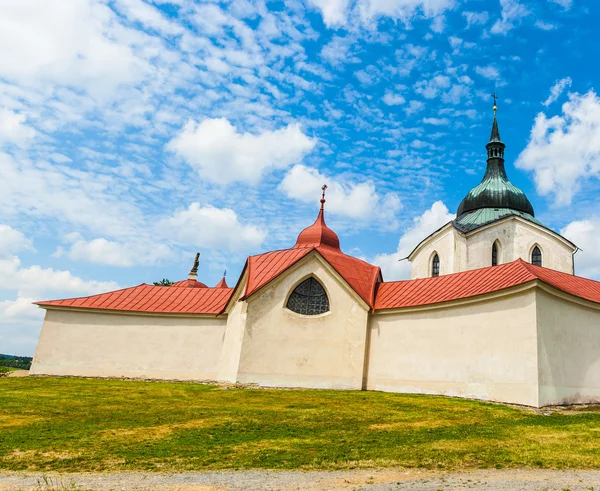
<box><xmin>0</xmin><ymin>354</ymin><xmax>32</xmax><ymax>370</ymax></box>
<box><xmin>153</xmin><ymin>279</ymin><xmax>173</xmax><ymax>286</ymax></box>
<box><xmin>0</xmin><ymin>366</ymin><xmax>9</xmax><ymax>377</ymax></box>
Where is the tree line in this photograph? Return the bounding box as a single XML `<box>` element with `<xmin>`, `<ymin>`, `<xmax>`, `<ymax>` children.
<box><xmin>0</xmin><ymin>354</ymin><xmax>32</xmax><ymax>370</ymax></box>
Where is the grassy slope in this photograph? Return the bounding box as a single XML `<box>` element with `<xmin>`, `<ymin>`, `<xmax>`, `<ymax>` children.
<box><xmin>1</xmin><ymin>377</ymin><xmax>600</xmax><ymax>472</ymax></box>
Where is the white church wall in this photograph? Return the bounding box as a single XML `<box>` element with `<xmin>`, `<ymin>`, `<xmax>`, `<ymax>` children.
<box><xmin>536</xmin><ymin>289</ymin><xmax>600</xmax><ymax>406</ymax></box>
<box><xmin>366</xmin><ymin>289</ymin><xmax>540</xmax><ymax>407</ymax></box>
<box><xmin>236</xmin><ymin>253</ymin><xmax>370</xmax><ymax>390</ymax></box>
<box><xmin>465</xmin><ymin>220</ymin><xmax>517</xmax><ymax>270</ymax></box>
<box><xmin>513</xmin><ymin>221</ymin><xmax>574</xmax><ymax>274</ymax></box>
<box><xmin>410</xmin><ymin>225</ymin><xmax>457</xmax><ymax>279</ymax></box>
<box><xmin>217</xmin><ymin>286</ymin><xmax>247</xmax><ymax>383</ymax></box>
<box><xmin>30</xmin><ymin>309</ymin><xmax>226</xmax><ymax>381</ymax></box>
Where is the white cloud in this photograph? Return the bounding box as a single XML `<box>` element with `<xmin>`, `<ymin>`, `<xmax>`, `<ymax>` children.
<box><xmin>543</xmin><ymin>77</ymin><xmax>572</xmax><ymax>106</ymax></box>
<box><xmin>0</xmin><ymin>225</ymin><xmax>33</xmax><ymax>258</ymax></box>
<box><xmin>405</xmin><ymin>100</ymin><xmax>425</xmax><ymax>115</ymax></box>
<box><xmin>383</xmin><ymin>92</ymin><xmax>406</xmax><ymax>106</ymax></box>
<box><xmin>65</xmin><ymin>235</ymin><xmax>173</xmax><ymax>267</ymax></box>
<box><xmin>516</xmin><ymin>90</ymin><xmax>600</xmax><ymax>205</ymax></box>
<box><xmin>414</xmin><ymin>75</ymin><xmax>451</xmax><ymax>99</ymax></box>
<box><xmin>307</xmin><ymin>0</ymin><xmax>351</xmax><ymax>27</ymax></box>
<box><xmin>0</xmin><ymin>109</ymin><xmax>36</xmax><ymax>147</ymax></box>
<box><xmin>0</xmin><ymin>0</ymin><xmax>147</xmax><ymax>95</ymax></box>
<box><xmin>535</xmin><ymin>20</ymin><xmax>557</xmax><ymax>31</ymax></box>
<box><xmin>280</xmin><ymin>164</ymin><xmax>401</xmax><ymax>225</ymax></box>
<box><xmin>463</xmin><ymin>11</ymin><xmax>489</xmax><ymax>28</ymax></box>
<box><xmin>490</xmin><ymin>0</ymin><xmax>530</xmax><ymax>34</ymax></box>
<box><xmin>0</xmin><ymin>256</ymin><xmax>119</xmax><ymax>297</ymax></box>
<box><xmin>358</xmin><ymin>0</ymin><xmax>455</xmax><ymax>23</ymax></box>
<box><xmin>162</xmin><ymin>203</ymin><xmax>266</xmax><ymax>252</ymax></box>
<box><xmin>423</xmin><ymin>117</ymin><xmax>450</xmax><ymax>125</ymax></box>
<box><xmin>475</xmin><ymin>65</ymin><xmax>500</xmax><ymax>80</ymax></box>
<box><xmin>373</xmin><ymin>201</ymin><xmax>455</xmax><ymax>280</ymax></box>
<box><xmin>562</xmin><ymin>219</ymin><xmax>600</xmax><ymax>280</ymax></box>
<box><xmin>549</xmin><ymin>0</ymin><xmax>572</xmax><ymax>9</ymax></box>
<box><xmin>167</xmin><ymin>118</ymin><xmax>316</xmax><ymax>185</ymax></box>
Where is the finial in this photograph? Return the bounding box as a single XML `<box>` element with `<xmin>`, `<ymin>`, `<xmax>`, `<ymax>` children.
<box><xmin>223</xmin><ymin>270</ymin><xmax>227</xmax><ymax>278</ymax></box>
<box><xmin>492</xmin><ymin>91</ymin><xmax>498</xmax><ymax>113</ymax></box>
<box><xmin>188</xmin><ymin>252</ymin><xmax>200</xmax><ymax>280</ymax></box>
<box><xmin>320</xmin><ymin>184</ymin><xmax>328</xmax><ymax>210</ymax></box>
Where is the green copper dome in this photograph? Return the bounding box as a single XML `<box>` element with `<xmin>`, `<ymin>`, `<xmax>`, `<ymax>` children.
<box><xmin>455</xmin><ymin>112</ymin><xmax>535</xmax><ymax>227</ymax></box>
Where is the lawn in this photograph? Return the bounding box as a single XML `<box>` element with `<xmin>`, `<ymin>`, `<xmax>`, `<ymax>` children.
<box><xmin>1</xmin><ymin>377</ymin><xmax>600</xmax><ymax>472</ymax></box>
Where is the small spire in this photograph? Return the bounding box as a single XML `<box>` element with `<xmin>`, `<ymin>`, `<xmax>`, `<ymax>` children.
<box><xmin>320</xmin><ymin>184</ymin><xmax>327</xmax><ymax>211</ymax></box>
<box><xmin>489</xmin><ymin>92</ymin><xmax>502</xmax><ymax>144</ymax></box>
<box><xmin>188</xmin><ymin>252</ymin><xmax>200</xmax><ymax>280</ymax></box>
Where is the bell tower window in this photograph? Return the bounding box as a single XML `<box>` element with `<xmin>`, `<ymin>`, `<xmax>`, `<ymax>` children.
<box><xmin>431</xmin><ymin>254</ymin><xmax>440</xmax><ymax>277</ymax></box>
<box><xmin>286</xmin><ymin>277</ymin><xmax>329</xmax><ymax>315</ymax></box>
<box><xmin>531</xmin><ymin>246</ymin><xmax>542</xmax><ymax>267</ymax></box>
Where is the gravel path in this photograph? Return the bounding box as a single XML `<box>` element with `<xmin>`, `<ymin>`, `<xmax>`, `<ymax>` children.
<box><xmin>1</xmin><ymin>469</ymin><xmax>600</xmax><ymax>490</ymax></box>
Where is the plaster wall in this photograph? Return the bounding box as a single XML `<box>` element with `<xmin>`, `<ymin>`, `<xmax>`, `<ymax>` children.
<box><xmin>513</xmin><ymin>221</ymin><xmax>574</xmax><ymax>274</ymax></box>
<box><xmin>536</xmin><ymin>290</ymin><xmax>600</xmax><ymax>406</ymax></box>
<box><xmin>366</xmin><ymin>289</ymin><xmax>539</xmax><ymax>406</ymax></box>
<box><xmin>30</xmin><ymin>309</ymin><xmax>226</xmax><ymax>380</ymax></box>
<box><xmin>236</xmin><ymin>253</ymin><xmax>370</xmax><ymax>389</ymax></box>
<box><xmin>410</xmin><ymin>225</ymin><xmax>457</xmax><ymax>279</ymax></box>
<box><xmin>217</xmin><ymin>288</ymin><xmax>247</xmax><ymax>383</ymax></box>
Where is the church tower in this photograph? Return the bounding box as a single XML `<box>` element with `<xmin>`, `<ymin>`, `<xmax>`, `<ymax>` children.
<box><xmin>407</xmin><ymin>97</ymin><xmax>577</xmax><ymax>279</ymax></box>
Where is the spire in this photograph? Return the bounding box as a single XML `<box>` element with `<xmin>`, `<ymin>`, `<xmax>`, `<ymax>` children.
<box><xmin>215</xmin><ymin>271</ymin><xmax>228</xmax><ymax>289</ymax></box>
<box><xmin>293</xmin><ymin>184</ymin><xmax>340</xmax><ymax>250</ymax></box>
<box><xmin>486</xmin><ymin>92</ymin><xmax>505</xmax><ymax>160</ymax></box>
<box><xmin>188</xmin><ymin>252</ymin><xmax>200</xmax><ymax>281</ymax></box>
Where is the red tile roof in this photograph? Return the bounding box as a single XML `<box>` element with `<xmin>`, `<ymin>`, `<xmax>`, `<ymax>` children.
<box><xmin>215</xmin><ymin>277</ymin><xmax>228</xmax><ymax>288</ymax></box>
<box><xmin>374</xmin><ymin>259</ymin><xmax>600</xmax><ymax>311</ymax></box>
<box><xmin>35</xmin><ymin>284</ymin><xmax>233</xmax><ymax>315</ymax></box>
<box><xmin>172</xmin><ymin>279</ymin><xmax>208</xmax><ymax>288</ymax></box>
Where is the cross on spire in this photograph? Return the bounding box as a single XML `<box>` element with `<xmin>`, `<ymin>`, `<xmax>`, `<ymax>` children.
<box><xmin>320</xmin><ymin>184</ymin><xmax>328</xmax><ymax>210</ymax></box>
<box><xmin>492</xmin><ymin>91</ymin><xmax>498</xmax><ymax>113</ymax></box>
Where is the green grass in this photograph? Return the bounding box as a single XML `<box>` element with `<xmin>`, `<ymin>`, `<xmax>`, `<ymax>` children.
<box><xmin>1</xmin><ymin>377</ymin><xmax>600</xmax><ymax>472</ymax></box>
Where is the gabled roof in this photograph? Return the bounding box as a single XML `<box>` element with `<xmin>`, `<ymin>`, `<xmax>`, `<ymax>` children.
<box><xmin>239</xmin><ymin>198</ymin><xmax>381</xmax><ymax>308</ymax></box>
<box><xmin>374</xmin><ymin>259</ymin><xmax>600</xmax><ymax>311</ymax></box>
<box><xmin>35</xmin><ymin>284</ymin><xmax>233</xmax><ymax>315</ymax></box>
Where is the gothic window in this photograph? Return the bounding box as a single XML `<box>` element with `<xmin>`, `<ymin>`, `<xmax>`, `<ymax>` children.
<box><xmin>286</xmin><ymin>277</ymin><xmax>329</xmax><ymax>315</ymax></box>
<box><xmin>492</xmin><ymin>242</ymin><xmax>498</xmax><ymax>266</ymax></box>
<box><xmin>531</xmin><ymin>246</ymin><xmax>542</xmax><ymax>267</ymax></box>
<box><xmin>431</xmin><ymin>254</ymin><xmax>440</xmax><ymax>277</ymax></box>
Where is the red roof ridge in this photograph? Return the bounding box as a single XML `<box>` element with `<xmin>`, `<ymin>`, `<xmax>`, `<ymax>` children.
<box><xmin>34</xmin><ymin>283</ymin><xmax>146</xmax><ymax>306</ymax></box>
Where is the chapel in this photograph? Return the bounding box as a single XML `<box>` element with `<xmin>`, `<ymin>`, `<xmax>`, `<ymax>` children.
<box><xmin>31</xmin><ymin>106</ymin><xmax>600</xmax><ymax>408</ymax></box>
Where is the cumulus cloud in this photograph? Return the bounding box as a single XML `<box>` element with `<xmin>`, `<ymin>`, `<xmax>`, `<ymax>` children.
<box><xmin>549</xmin><ymin>0</ymin><xmax>572</xmax><ymax>9</ymax></box>
<box><xmin>307</xmin><ymin>0</ymin><xmax>351</xmax><ymax>27</ymax></box>
<box><xmin>542</xmin><ymin>77</ymin><xmax>572</xmax><ymax>106</ymax></box>
<box><xmin>64</xmin><ymin>235</ymin><xmax>173</xmax><ymax>267</ymax></box>
<box><xmin>490</xmin><ymin>0</ymin><xmax>530</xmax><ymax>34</ymax></box>
<box><xmin>280</xmin><ymin>164</ymin><xmax>401</xmax><ymax>225</ymax></box>
<box><xmin>358</xmin><ymin>0</ymin><xmax>455</xmax><ymax>23</ymax></box>
<box><xmin>516</xmin><ymin>90</ymin><xmax>600</xmax><ymax>205</ymax></box>
<box><xmin>423</xmin><ymin>117</ymin><xmax>450</xmax><ymax>125</ymax></box>
<box><xmin>414</xmin><ymin>75</ymin><xmax>451</xmax><ymax>99</ymax></box>
<box><xmin>0</xmin><ymin>225</ymin><xmax>33</xmax><ymax>258</ymax></box>
<box><xmin>0</xmin><ymin>109</ymin><xmax>36</xmax><ymax>147</ymax></box>
<box><xmin>167</xmin><ymin>118</ymin><xmax>316</xmax><ymax>185</ymax></box>
<box><xmin>562</xmin><ymin>219</ymin><xmax>600</xmax><ymax>279</ymax></box>
<box><xmin>0</xmin><ymin>0</ymin><xmax>147</xmax><ymax>95</ymax></box>
<box><xmin>373</xmin><ymin>201</ymin><xmax>455</xmax><ymax>280</ymax></box>
<box><xmin>475</xmin><ymin>65</ymin><xmax>500</xmax><ymax>80</ymax></box>
<box><xmin>463</xmin><ymin>11</ymin><xmax>489</xmax><ymax>28</ymax></box>
<box><xmin>383</xmin><ymin>91</ymin><xmax>406</xmax><ymax>106</ymax></box>
<box><xmin>162</xmin><ymin>203</ymin><xmax>266</xmax><ymax>252</ymax></box>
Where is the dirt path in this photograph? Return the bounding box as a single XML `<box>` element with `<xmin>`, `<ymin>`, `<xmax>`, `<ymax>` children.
<box><xmin>1</xmin><ymin>468</ymin><xmax>599</xmax><ymax>490</ymax></box>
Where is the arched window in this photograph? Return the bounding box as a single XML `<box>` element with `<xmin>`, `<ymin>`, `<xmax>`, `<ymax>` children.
<box><xmin>531</xmin><ymin>246</ymin><xmax>542</xmax><ymax>267</ymax></box>
<box><xmin>492</xmin><ymin>242</ymin><xmax>498</xmax><ymax>266</ymax></box>
<box><xmin>286</xmin><ymin>277</ymin><xmax>329</xmax><ymax>315</ymax></box>
<box><xmin>431</xmin><ymin>254</ymin><xmax>440</xmax><ymax>277</ymax></box>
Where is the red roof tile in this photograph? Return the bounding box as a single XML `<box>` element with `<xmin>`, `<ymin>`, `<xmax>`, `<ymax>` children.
<box><xmin>36</xmin><ymin>284</ymin><xmax>233</xmax><ymax>315</ymax></box>
<box><xmin>172</xmin><ymin>279</ymin><xmax>208</xmax><ymax>288</ymax></box>
<box><xmin>374</xmin><ymin>259</ymin><xmax>600</xmax><ymax>310</ymax></box>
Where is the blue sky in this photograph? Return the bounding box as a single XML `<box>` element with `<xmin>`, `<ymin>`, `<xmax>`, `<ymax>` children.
<box><xmin>1</xmin><ymin>0</ymin><xmax>600</xmax><ymax>355</ymax></box>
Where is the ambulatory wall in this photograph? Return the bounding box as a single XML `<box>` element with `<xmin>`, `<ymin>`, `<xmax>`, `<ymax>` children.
<box><xmin>30</xmin><ymin>309</ymin><xmax>226</xmax><ymax>380</ymax></box>
<box><xmin>536</xmin><ymin>289</ymin><xmax>600</xmax><ymax>406</ymax></box>
<box><xmin>366</xmin><ymin>289</ymin><xmax>539</xmax><ymax>406</ymax></box>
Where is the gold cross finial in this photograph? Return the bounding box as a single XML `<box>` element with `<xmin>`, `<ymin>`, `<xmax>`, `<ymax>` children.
<box><xmin>320</xmin><ymin>184</ymin><xmax>328</xmax><ymax>210</ymax></box>
<box><xmin>492</xmin><ymin>91</ymin><xmax>498</xmax><ymax>113</ymax></box>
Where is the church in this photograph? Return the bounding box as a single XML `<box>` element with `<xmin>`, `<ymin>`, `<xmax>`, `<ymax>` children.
<box><xmin>31</xmin><ymin>108</ymin><xmax>600</xmax><ymax>408</ymax></box>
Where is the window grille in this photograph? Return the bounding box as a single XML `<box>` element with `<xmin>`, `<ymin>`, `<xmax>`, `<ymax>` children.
<box><xmin>432</xmin><ymin>254</ymin><xmax>440</xmax><ymax>277</ymax></box>
<box><xmin>531</xmin><ymin>246</ymin><xmax>542</xmax><ymax>267</ymax></box>
<box><xmin>286</xmin><ymin>277</ymin><xmax>329</xmax><ymax>315</ymax></box>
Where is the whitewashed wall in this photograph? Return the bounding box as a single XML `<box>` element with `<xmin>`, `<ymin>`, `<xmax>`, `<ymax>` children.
<box><xmin>235</xmin><ymin>253</ymin><xmax>370</xmax><ymax>390</ymax></box>
<box><xmin>536</xmin><ymin>289</ymin><xmax>600</xmax><ymax>406</ymax></box>
<box><xmin>31</xmin><ymin>309</ymin><xmax>226</xmax><ymax>380</ymax></box>
<box><xmin>366</xmin><ymin>289</ymin><xmax>540</xmax><ymax>406</ymax></box>
<box><xmin>410</xmin><ymin>218</ymin><xmax>574</xmax><ymax>279</ymax></box>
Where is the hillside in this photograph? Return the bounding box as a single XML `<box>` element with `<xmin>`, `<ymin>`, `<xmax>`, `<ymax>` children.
<box><xmin>0</xmin><ymin>354</ymin><xmax>32</xmax><ymax>370</ymax></box>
